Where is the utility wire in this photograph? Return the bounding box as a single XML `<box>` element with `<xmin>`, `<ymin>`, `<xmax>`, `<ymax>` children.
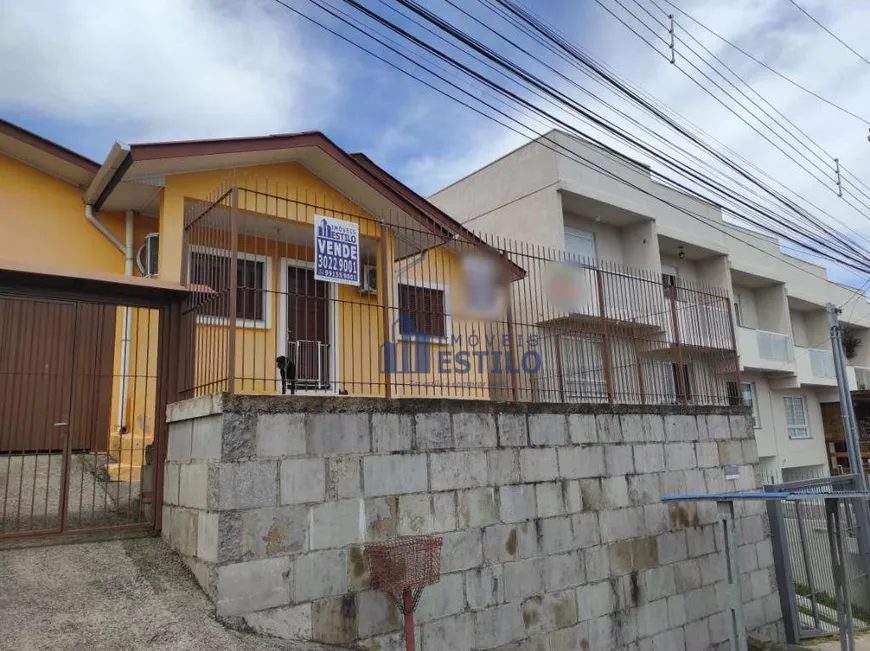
<box><xmin>787</xmin><ymin>0</ymin><xmax>870</xmax><ymax>68</ymax></box>
<box><xmin>367</xmin><ymin>0</ymin><xmax>870</xmax><ymax>269</ymax></box>
<box><xmin>657</xmin><ymin>0</ymin><xmax>870</xmax><ymax>124</ymax></box>
<box><xmin>590</xmin><ymin>0</ymin><xmax>870</xmax><ymax>254</ymax></box>
<box><xmin>644</xmin><ymin>0</ymin><xmax>870</xmax><ymax>208</ymax></box>
<box><xmin>273</xmin><ymin>0</ymin><xmax>870</xmax><ymax>283</ymax></box>
<box><xmin>486</xmin><ymin>0</ymin><xmax>870</xmax><ymax>267</ymax></box>
<box><xmin>608</xmin><ymin>0</ymin><xmax>870</xmax><ymax>217</ymax></box>
<box><xmin>467</xmin><ymin>0</ymin><xmax>870</xmax><ymax>257</ymax></box>
<box><xmin>636</xmin><ymin>0</ymin><xmax>870</xmax><ymax>247</ymax></box>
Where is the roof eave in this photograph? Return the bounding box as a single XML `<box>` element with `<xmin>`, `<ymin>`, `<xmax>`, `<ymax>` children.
<box><xmin>85</xmin><ymin>141</ymin><xmax>131</xmax><ymax>209</ymax></box>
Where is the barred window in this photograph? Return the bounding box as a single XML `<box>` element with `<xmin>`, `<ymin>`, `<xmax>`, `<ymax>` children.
<box><xmin>190</xmin><ymin>251</ymin><xmax>266</xmax><ymax>322</ymax></box>
<box><xmin>398</xmin><ymin>284</ymin><xmax>446</xmax><ymax>337</ymax></box>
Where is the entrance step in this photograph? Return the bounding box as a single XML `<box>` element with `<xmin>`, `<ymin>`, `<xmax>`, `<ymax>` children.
<box><xmin>106</xmin><ymin>462</ymin><xmax>142</xmax><ymax>483</ymax></box>
<box><xmin>107</xmin><ymin>431</ymin><xmax>151</xmax><ymax>481</ymax></box>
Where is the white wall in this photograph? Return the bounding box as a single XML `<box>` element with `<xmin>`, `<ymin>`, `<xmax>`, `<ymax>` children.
<box><xmin>622</xmin><ymin>220</ymin><xmax>660</xmax><ymax>272</ymax></box>
<box><xmin>756</xmin><ymin>285</ymin><xmax>790</xmax><ymax>334</ymax></box>
<box><xmin>734</xmin><ymin>286</ymin><xmax>758</xmax><ymax>329</ymax></box>
<box><xmin>790</xmin><ymin>311</ymin><xmax>808</xmax><ymax>348</ymax></box>
<box><xmin>660</xmin><ymin>254</ymin><xmax>698</xmax><ymax>284</ymax></box>
<box><xmin>769</xmin><ymin>386</ymin><xmax>828</xmax><ymax>471</ymax></box>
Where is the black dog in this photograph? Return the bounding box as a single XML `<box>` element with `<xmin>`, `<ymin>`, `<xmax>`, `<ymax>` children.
<box><xmin>276</xmin><ymin>355</ymin><xmax>297</xmax><ymax>395</ymax></box>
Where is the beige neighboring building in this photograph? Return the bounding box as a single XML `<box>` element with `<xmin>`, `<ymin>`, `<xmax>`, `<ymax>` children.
<box><xmin>430</xmin><ymin>130</ymin><xmax>870</xmax><ymax>483</ymax></box>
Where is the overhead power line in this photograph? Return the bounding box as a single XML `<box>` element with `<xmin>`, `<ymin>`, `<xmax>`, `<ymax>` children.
<box><xmin>657</xmin><ymin>0</ymin><xmax>870</xmax><ymax>125</ymax></box>
<box><xmin>787</xmin><ymin>0</ymin><xmax>870</xmax><ymax>68</ymax></box>
<box><xmin>486</xmin><ymin>0</ymin><xmax>870</xmax><ymax>267</ymax></box>
<box><xmin>269</xmin><ymin>0</ymin><xmax>870</xmax><ymax>283</ymax></box>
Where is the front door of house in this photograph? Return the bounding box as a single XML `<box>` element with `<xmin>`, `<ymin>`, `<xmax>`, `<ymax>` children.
<box><xmin>285</xmin><ymin>266</ymin><xmax>331</xmax><ymax>390</ymax></box>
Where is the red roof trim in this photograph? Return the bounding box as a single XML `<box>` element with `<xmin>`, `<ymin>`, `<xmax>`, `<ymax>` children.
<box><xmin>123</xmin><ymin>131</ymin><xmax>522</xmax><ymax>277</ymax></box>
<box><xmin>0</xmin><ymin>119</ymin><xmax>100</xmax><ymax>172</ymax></box>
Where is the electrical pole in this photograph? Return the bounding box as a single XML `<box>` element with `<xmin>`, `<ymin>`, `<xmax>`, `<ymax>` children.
<box><xmin>828</xmin><ymin>302</ymin><xmax>865</xmax><ymax>487</ymax></box>
<box><xmin>828</xmin><ymin>303</ymin><xmax>870</xmax><ymax>585</ymax></box>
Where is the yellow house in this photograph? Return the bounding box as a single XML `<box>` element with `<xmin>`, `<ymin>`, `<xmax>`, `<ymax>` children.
<box><xmin>0</xmin><ymin>120</ymin><xmax>523</xmax><ymax>481</ymax></box>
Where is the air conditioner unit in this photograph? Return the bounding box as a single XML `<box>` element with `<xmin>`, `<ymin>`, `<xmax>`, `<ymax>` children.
<box><xmin>360</xmin><ymin>264</ymin><xmax>377</xmax><ymax>294</ymax></box>
<box><xmin>136</xmin><ymin>233</ymin><xmax>160</xmax><ymax>277</ymax></box>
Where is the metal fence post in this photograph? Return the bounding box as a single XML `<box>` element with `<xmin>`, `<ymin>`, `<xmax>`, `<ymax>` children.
<box><xmin>227</xmin><ymin>187</ymin><xmax>239</xmax><ymax>394</ymax></box>
<box><xmin>595</xmin><ymin>269</ymin><xmax>615</xmax><ymax>404</ymax></box>
<box><xmin>766</xmin><ymin>498</ymin><xmax>801</xmax><ymax>643</ymax></box>
<box><xmin>669</xmin><ymin>284</ymin><xmax>687</xmax><ymax>404</ymax></box>
<box><xmin>719</xmin><ymin>500</ymin><xmax>747</xmax><ymax>651</ymax></box>
<box><xmin>828</xmin><ymin>303</ymin><xmax>870</xmax><ymax>576</ymax></box>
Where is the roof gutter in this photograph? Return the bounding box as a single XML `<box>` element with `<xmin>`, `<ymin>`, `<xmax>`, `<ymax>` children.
<box><xmin>84</xmin><ymin>141</ymin><xmax>132</xmax><ymax>210</ymax></box>
<box><xmin>85</xmin><ymin>204</ymin><xmax>125</xmax><ymax>253</ymax></box>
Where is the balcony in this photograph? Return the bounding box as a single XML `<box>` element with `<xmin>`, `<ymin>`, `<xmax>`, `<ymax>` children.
<box><xmin>738</xmin><ymin>327</ymin><xmax>795</xmax><ymax>373</ymax></box>
<box><xmin>539</xmin><ymin>263</ymin><xmax>666</xmax><ymax>330</ymax></box>
<box><xmin>670</xmin><ymin>301</ymin><xmax>733</xmax><ymax>350</ymax></box>
<box><xmin>795</xmin><ymin>346</ymin><xmax>836</xmax><ymax>387</ymax></box>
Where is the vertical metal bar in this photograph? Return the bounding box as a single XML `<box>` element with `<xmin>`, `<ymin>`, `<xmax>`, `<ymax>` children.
<box><xmin>505</xmin><ymin>295</ymin><xmax>519</xmax><ymax>402</ymax></box>
<box><xmin>795</xmin><ymin>503</ymin><xmax>822</xmax><ymax>629</ymax></box>
<box><xmin>718</xmin><ymin>500</ymin><xmax>747</xmax><ymax>651</ymax></box>
<box><xmin>595</xmin><ymin>268</ymin><xmax>615</xmax><ymax>404</ymax></box>
<box><xmin>766</xmin><ymin>498</ymin><xmax>801</xmax><ymax>643</ymax></box>
<box><xmin>57</xmin><ymin>302</ymin><xmax>80</xmax><ymax>533</ymax></box>
<box><xmin>669</xmin><ymin>284</ymin><xmax>687</xmax><ymax>404</ymax></box>
<box><xmin>380</xmin><ymin>224</ymin><xmax>392</xmax><ymax>399</ymax></box>
<box><xmin>827</xmin><ymin>498</ymin><xmax>855</xmax><ymax>651</ymax></box>
<box><xmin>554</xmin><ymin>333</ymin><xmax>565</xmax><ymax>402</ymax></box>
<box><xmin>227</xmin><ymin>187</ymin><xmax>239</xmax><ymax>393</ymax></box>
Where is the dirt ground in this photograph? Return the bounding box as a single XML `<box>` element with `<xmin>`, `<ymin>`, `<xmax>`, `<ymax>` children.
<box><xmin>0</xmin><ymin>535</ymin><xmax>338</xmax><ymax>651</ymax></box>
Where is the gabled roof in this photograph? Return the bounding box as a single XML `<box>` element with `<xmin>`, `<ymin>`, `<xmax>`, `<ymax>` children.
<box><xmin>0</xmin><ymin>119</ymin><xmax>99</xmax><ymax>187</ymax></box>
<box><xmin>86</xmin><ymin>130</ymin><xmax>524</xmax><ymax>279</ymax></box>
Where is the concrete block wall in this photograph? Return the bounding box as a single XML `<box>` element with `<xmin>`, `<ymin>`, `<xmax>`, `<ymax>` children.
<box><xmin>162</xmin><ymin>394</ymin><xmax>783</xmax><ymax>650</ymax></box>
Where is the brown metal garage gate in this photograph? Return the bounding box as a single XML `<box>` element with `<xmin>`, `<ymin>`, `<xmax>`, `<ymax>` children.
<box><xmin>0</xmin><ymin>263</ymin><xmax>184</xmax><ymax>539</ymax></box>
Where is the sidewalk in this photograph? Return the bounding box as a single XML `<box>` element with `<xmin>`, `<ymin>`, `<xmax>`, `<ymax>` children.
<box><xmin>0</xmin><ymin>536</ymin><xmax>337</xmax><ymax>651</ymax></box>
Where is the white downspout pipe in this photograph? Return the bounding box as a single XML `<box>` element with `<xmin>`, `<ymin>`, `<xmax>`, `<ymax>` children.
<box><xmin>117</xmin><ymin>210</ymin><xmax>135</xmax><ymax>432</ymax></box>
<box><xmin>85</xmin><ymin>204</ymin><xmax>125</xmax><ymax>253</ymax></box>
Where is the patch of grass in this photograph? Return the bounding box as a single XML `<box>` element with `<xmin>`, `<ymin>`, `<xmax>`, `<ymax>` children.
<box><xmin>794</xmin><ymin>581</ymin><xmax>870</xmax><ymax>622</ymax></box>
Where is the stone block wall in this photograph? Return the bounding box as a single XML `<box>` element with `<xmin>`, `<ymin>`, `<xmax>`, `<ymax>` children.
<box><xmin>162</xmin><ymin>394</ymin><xmax>783</xmax><ymax>650</ymax></box>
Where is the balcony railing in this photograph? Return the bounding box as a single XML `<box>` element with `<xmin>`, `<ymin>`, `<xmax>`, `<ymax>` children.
<box><xmin>808</xmin><ymin>348</ymin><xmax>835</xmax><ymax>379</ymax></box>
<box><xmin>757</xmin><ymin>330</ymin><xmax>792</xmax><ymax>363</ymax></box>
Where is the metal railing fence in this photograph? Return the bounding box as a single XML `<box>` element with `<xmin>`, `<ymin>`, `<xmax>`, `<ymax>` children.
<box><xmin>178</xmin><ymin>182</ymin><xmax>741</xmax><ymax>405</ymax></box>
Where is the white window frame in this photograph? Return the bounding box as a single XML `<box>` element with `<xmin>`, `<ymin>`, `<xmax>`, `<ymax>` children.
<box><xmin>188</xmin><ymin>245</ymin><xmax>272</xmax><ymax>329</ymax></box>
<box><xmin>742</xmin><ymin>382</ymin><xmax>760</xmax><ymax>429</ymax></box>
<box><xmin>564</xmin><ymin>227</ymin><xmax>597</xmax><ymax>262</ymax></box>
<box><xmin>784</xmin><ymin>395</ymin><xmax>811</xmax><ymax>440</ymax></box>
<box><xmin>393</xmin><ymin>278</ymin><xmax>452</xmax><ymax>344</ymax></box>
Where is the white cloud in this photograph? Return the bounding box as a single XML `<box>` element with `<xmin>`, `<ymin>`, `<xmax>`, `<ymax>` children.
<box><xmin>0</xmin><ymin>0</ymin><xmax>340</xmax><ymax>142</ymax></box>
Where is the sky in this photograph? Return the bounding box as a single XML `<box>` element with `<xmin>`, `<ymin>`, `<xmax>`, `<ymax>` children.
<box><xmin>2</xmin><ymin>0</ymin><xmax>869</xmax><ymax>285</ymax></box>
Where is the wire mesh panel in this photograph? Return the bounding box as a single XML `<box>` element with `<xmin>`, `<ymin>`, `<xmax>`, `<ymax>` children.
<box><xmin>767</xmin><ymin>476</ymin><xmax>870</xmax><ymax>639</ymax></box>
<box><xmin>0</xmin><ymin>294</ymin><xmax>167</xmax><ymax>538</ymax></box>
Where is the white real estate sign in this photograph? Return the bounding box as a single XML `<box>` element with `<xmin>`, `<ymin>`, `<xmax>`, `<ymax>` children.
<box><xmin>314</xmin><ymin>214</ymin><xmax>360</xmax><ymax>286</ymax></box>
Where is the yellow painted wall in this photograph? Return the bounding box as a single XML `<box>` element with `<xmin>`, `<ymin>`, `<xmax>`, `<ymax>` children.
<box><xmin>165</xmin><ymin>162</ymin><xmax>492</xmax><ymax>399</ymax></box>
<box><xmin>0</xmin><ymin>152</ymin><xmax>133</xmax><ymax>271</ymax></box>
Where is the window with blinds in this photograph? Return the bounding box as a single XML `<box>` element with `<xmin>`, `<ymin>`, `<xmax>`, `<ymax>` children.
<box><xmin>784</xmin><ymin>396</ymin><xmax>810</xmax><ymax>439</ymax></box>
<box><xmin>190</xmin><ymin>251</ymin><xmax>266</xmax><ymax>322</ymax></box>
<box><xmin>398</xmin><ymin>283</ymin><xmax>446</xmax><ymax>337</ymax></box>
